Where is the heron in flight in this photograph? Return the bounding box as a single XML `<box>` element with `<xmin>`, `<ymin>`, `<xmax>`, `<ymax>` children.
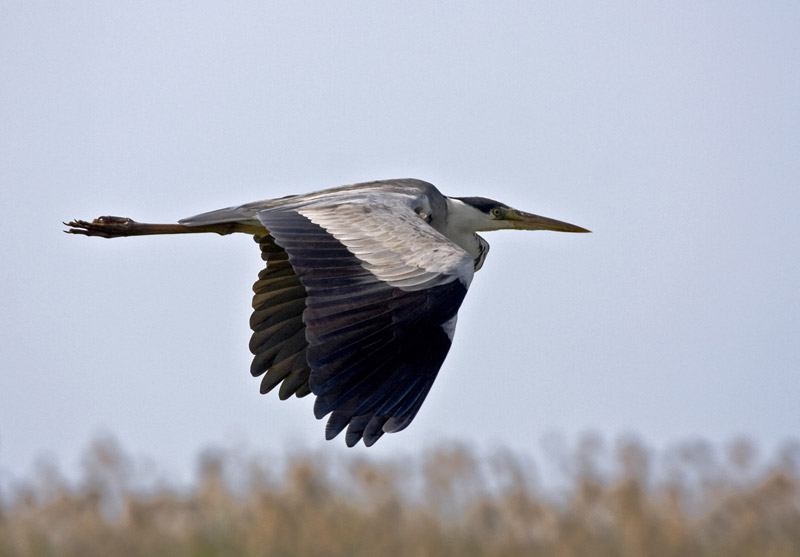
<box><xmin>66</xmin><ymin>179</ymin><xmax>589</xmax><ymax>446</ymax></box>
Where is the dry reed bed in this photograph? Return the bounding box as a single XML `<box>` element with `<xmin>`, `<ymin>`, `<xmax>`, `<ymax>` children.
<box><xmin>2</xmin><ymin>436</ymin><xmax>798</xmax><ymax>556</ymax></box>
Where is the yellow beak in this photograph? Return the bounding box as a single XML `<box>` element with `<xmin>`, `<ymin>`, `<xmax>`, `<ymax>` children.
<box><xmin>509</xmin><ymin>209</ymin><xmax>591</xmax><ymax>233</ymax></box>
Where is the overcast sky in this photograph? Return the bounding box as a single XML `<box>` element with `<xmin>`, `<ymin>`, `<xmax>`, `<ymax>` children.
<box><xmin>2</xmin><ymin>2</ymin><xmax>798</xmax><ymax>485</ymax></box>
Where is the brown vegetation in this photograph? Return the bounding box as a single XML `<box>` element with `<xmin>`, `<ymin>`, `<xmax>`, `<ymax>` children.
<box><xmin>2</xmin><ymin>435</ymin><xmax>798</xmax><ymax>556</ymax></box>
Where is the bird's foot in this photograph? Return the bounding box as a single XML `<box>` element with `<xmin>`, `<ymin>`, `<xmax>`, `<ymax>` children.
<box><xmin>64</xmin><ymin>216</ymin><xmax>141</xmax><ymax>238</ymax></box>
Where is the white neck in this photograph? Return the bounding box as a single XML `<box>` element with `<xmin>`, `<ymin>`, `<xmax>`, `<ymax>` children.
<box><xmin>442</xmin><ymin>198</ymin><xmax>491</xmax><ymax>270</ymax></box>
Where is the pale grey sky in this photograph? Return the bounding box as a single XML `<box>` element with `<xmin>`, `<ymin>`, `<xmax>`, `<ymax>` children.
<box><xmin>2</xmin><ymin>2</ymin><xmax>798</xmax><ymax>483</ymax></box>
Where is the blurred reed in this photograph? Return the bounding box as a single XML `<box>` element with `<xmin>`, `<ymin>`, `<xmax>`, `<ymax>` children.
<box><xmin>1</xmin><ymin>434</ymin><xmax>798</xmax><ymax>556</ymax></box>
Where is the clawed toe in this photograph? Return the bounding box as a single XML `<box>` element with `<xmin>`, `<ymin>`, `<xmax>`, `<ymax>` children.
<box><xmin>64</xmin><ymin>216</ymin><xmax>138</xmax><ymax>238</ymax></box>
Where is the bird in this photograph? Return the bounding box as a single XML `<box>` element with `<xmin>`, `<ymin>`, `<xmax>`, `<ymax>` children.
<box><xmin>66</xmin><ymin>178</ymin><xmax>590</xmax><ymax>446</ymax></box>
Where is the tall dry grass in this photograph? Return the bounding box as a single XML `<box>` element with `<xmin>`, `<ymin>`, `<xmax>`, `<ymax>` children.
<box><xmin>1</xmin><ymin>435</ymin><xmax>798</xmax><ymax>556</ymax></box>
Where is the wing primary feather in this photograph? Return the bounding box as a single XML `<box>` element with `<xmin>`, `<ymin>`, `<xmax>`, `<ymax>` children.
<box><xmin>252</xmin><ymin>284</ymin><xmax>306</xmax><ymax>308</ymax></box>
<box><xmin>294</xmin><ymin>382</ymin><xmax>312</xmax><ymax>398</ymax></box>
<box><xmin>362</xmin><ymin>416</ymin><xmax>391</xmax><ymax>447</ymax></box>
<box><xmin>345</xmin><ymin>415</ymin><xmax>372</xmax><ymax>447</ymax></box>
<box><xmin>258</xmin><ymin>353</ymin><xmax>297</xmax><ymax>394</ymax></box>
<box><xmin>312</xmin><ymin>348</ymin><xmax>401</xmax><ymax>417</ymax></box>
<box><xmin>249</xmin><ymin>315</ymin><xmax>304</xmax><ymax>357</ymax></box>
<box><xmin>251</xmin><ymin>299</ymin><xmax>307</xmax><ymax>333</ymax></box>
<box><xmin>325</xmin><ymin>411</ymin><xmax>351</xmax><ymax>440</ymax></box>
<box><xmin>279</xmin><ymin>362</ymin><xmax>311</xmax><ymax>400</ymax></box>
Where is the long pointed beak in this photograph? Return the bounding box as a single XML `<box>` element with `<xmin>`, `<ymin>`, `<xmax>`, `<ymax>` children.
<box><xmin>509</xmin><ymin>210</ymin><xmax>591</xmax><ymax>233</ymax></box>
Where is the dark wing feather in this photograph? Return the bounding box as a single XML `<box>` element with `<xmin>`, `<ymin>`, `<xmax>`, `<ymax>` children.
<box><xmin>260</xmin><ymin>207</ymin><xmax>470</xmax><ymax>446</ymax></box>
<box><xmin>249</xmin><ymin>234</ymin><xmax>311</xmax><ymax>399</ymax></box>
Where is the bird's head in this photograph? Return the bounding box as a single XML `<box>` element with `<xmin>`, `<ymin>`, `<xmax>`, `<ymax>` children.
<box><xmin>450</xmin><ymin>197</ymin><xmax>591</xmax><ymax>234</ymax></box>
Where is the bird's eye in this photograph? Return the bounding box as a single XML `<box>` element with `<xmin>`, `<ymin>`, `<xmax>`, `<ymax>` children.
<box><xmin>491</xmin><ymin>208</ymin><xmax>503</xmax><ymax>218</ymax></box>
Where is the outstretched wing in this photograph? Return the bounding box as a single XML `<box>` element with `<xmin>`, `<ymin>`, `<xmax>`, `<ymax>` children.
<box><xmin>253</xmin><ymin>193</ymin><xmax>473</xmax><ymax>446</ymax></box>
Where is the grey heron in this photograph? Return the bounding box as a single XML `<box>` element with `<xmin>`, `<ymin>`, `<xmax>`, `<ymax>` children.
<box><xmin>66</xmin><ymin>178</ymin><xmax>589</xmax><ymax>446</ymax></box>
